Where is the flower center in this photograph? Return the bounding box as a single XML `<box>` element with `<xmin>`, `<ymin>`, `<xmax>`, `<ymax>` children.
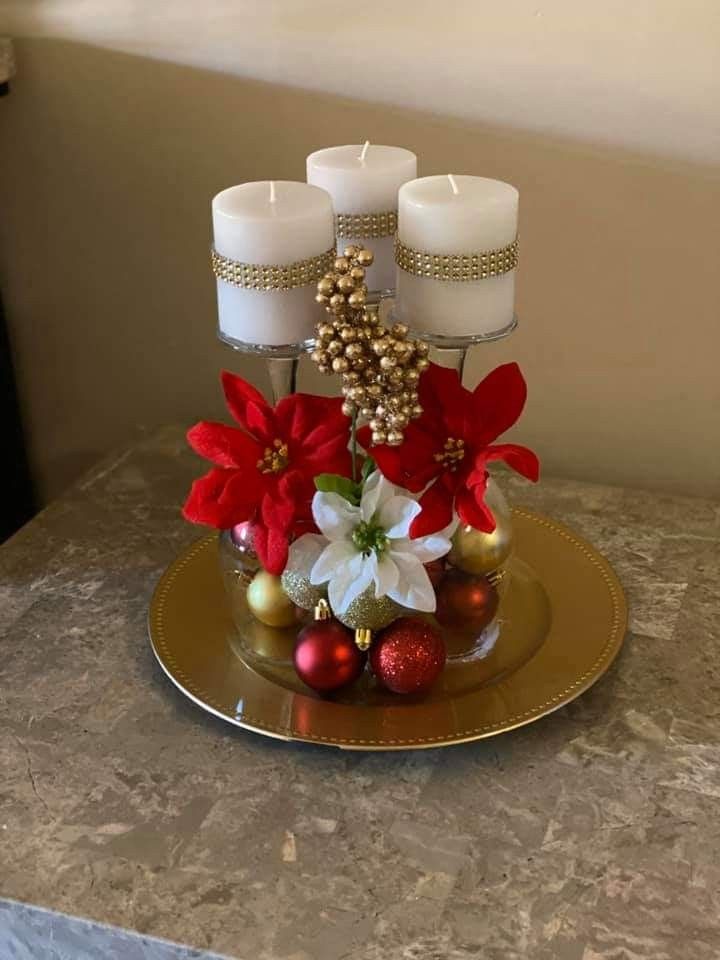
<box><xmin>433</xmin><ymin>437</ymin><xmax>466</xmax><ymax>471</ymax></box>
<box><xmin>352</xmin><ymin>520</ymin><xmax>388</xmax><ymax>557</ymax></box>
<box><xmin>257</xmin><ymin>438</ymin><xmax>289</xmax><ymax>474</ymax></box>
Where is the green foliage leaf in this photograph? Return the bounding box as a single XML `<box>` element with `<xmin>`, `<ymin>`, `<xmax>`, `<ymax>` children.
<box><xmin>361</xmin><ymin>456</ymin><xmax>376</xmax><ymax>482</ymax></box>
<box><xmin>314</xmin><ymin>473</ymin><xmax>362</xmax><ymax>504</ymax></box>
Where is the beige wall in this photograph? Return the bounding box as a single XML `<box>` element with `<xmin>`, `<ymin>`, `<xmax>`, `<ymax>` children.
<box><xmin>3</xmin><ymin>0</ymin><xmax>719</xmax><ymax>163</ymax></box>
<box><xmin>1</xmin><ymin>34</ymin><xmax>719</xmax><ymax>502</ymax></box>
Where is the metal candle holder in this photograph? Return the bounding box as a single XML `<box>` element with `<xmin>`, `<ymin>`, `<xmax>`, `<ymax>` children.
<box><xmin>217</xmin><ymin>330</ymin><xmax>313</xmax><ymax>404</ymax></box>
<box><xmin>407</xmin><ymin>315</ymin><xmax>518</xmax><ymax>383</ymax></box>
<box><xmin>384</xmin><ymin>297</ymin><xmax>518</xmax><ymax>383</ymax></box>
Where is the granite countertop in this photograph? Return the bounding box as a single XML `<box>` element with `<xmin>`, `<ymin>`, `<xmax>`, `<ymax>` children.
<box><xmin>2</xmin><ymin>425</ymin><xmax>719</xmax><ymax>960</ymax></box>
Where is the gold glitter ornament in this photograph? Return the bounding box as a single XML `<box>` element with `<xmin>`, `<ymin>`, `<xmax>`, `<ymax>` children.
<box><xmin>335</xmin><ymin>586</ymin><xmax>402</xmax><ymax>631</ymax></box>
<box><xmin>280</xmin><ymin>568</ymin><xmax>327</xmax><ymax>612</ymax></box>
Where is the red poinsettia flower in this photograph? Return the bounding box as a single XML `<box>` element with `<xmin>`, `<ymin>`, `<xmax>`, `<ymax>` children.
<box><xmin>359</xmin><ymin>362</ymin><xmax>539</xmax><ymax>537</ymax></box>
<box><xmin>183</xmin><ymin>372</ymin><xmax>352</xmax><ymax>573</ymax></box>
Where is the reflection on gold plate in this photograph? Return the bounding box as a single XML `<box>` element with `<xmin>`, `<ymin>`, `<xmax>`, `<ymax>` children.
<box><xmin>149</xmin><ymin>509</ymin><xmax>627</xmax><ymax>750</ymax></box>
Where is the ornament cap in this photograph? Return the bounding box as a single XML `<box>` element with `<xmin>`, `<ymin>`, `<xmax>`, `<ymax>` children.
<box><xmin>486</xmin><ymin>568</ymin><xmax>506</xmax><ymax>588</ymax></box>
<box><xmin>355</xmin><ymin>628</ymin><xmax>372</xmax><ymax>651</ymax></box>
<box><xmin>314</xmin><ymin>598</ymin><xmax>332</xmax><ymax>622</ymax></box>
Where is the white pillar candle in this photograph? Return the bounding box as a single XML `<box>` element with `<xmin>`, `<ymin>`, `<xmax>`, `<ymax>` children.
<box><xmin>212</xmin><ymin>181</ymin><xmax>335</xmax><ymax>347</ymax></box>
<box><xmin>395</xmin><ymin>175</ymin><xmax>519</xmax><ymax>338</ymax></box>
<box><xmin>306</xmin><ymin>143</ymin><xmax>417</xmax><ymax>295</ymax></box>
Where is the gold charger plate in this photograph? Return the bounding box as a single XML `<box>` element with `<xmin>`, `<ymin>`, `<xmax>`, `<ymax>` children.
<box><xmin>149</xmin><ymin>509</ymin><xmax>627</xmax><ymax>750</ymax></box>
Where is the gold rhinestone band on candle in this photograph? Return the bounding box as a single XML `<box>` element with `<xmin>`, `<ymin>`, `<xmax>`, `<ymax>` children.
<box><xmin>335</xmin><ymin>211</ymin><xmax>398</xmax><ymax>239</ymax></box>
<box><xmin>211</xmin><ymin>247</ymin><xmax>336</xmax><ymax>291</ymax></box>
<box><xmin>394</xmin><ymin>236</ymin><xmax>519</xmax><ymax>281</ymax></box>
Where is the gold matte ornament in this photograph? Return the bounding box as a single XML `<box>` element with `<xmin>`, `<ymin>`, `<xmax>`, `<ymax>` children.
<box><xmin>449</xmin><ymin>479</ymin><xmax>514</xmax><ymax>575</ymax></box>
<box><xmin>312</xmin><ymin>244</ymin><xmax>430</xmax><ymax>447</ymax></box>
<box><xmin>243</xmin><ymin>619</ymin><xmax>297</xmax><ymax>661</ymax></box>
<box><xmin>395</xmin><ymin>236</ymin><xmax>518</xmax><ymax>281</ymax></box>
<box><xmin>246</xmin><ymin>570</ymin><xmax>298</xmax><ymax>627</ymax></box>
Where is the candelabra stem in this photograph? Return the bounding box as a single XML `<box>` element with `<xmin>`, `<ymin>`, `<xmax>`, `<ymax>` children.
<box><xmin>430</xmin><ymin>346</ymin><xmax>470</xmax><ymax>385</ymax></box>
<box><xmin>267</xmin><ymin>357</ymin><xmax>299</xmax><ymax>404</ymax></box>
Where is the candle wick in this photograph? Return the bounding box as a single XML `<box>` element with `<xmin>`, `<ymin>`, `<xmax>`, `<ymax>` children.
<box><xmin>359</xmin><ymin>140</ymin><xmax>370</xmax><ymax>163</ymax></box>
<box><xmin>448</xmin><ymin>174</ymin><xmax>460</xmax><ymax>196</ymax></box>
<box><xmin>269</xmin><ymin>181</ymin><xmax>277</xmax><ymax>203</ymax></box>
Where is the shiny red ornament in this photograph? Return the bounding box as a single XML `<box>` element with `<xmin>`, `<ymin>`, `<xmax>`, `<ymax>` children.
<box><xmin>294</xmin><ymin>619</ymin><xmax>365</xmax><ymax>694</ymax></box>
<box><xmin>435</xmin><ymin>569</ymin><xmax>498</xmax><ymax>631</ymax></box>
<box><xmin>370</xmin><ymin>617</ymin><xmax>446</xmax><ymax>695</ymax></box>
<box><xmin>230</xmin><ymin>520</ymin><xmax>256</xmax><ymax>553</ymax></box>
<box><xmin>425</xmin><ymin>558</ymin><xmax>446</xmax><ymax>590</ymax></box>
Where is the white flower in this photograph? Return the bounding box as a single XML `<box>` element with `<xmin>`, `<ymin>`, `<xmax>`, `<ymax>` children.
<box><xmin>287</xmin><ymin>472</ymin><xmax>456</xmax><ymax>616</ymax></box>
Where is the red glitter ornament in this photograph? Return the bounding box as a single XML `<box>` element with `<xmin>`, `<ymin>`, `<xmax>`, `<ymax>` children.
<box><xmin>294</xmin><ymin>601</ymin><xmax>365</xmax><ymax>694</ymax></box>
<box><xmin>370</xmin><ymin>617</ymin><xmax>446</xmax><ymax>695</ymax></box>
<box><xmin>435</xmin><ymin>569</ymin><xmax>498</xmax><ymax>631</ymax></box>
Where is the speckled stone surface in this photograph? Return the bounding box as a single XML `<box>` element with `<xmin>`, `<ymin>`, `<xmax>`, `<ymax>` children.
<box><xmin>2</xmin><ymin>425</ymin><xmax>719</xmax><ymax>959</ymax></box>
